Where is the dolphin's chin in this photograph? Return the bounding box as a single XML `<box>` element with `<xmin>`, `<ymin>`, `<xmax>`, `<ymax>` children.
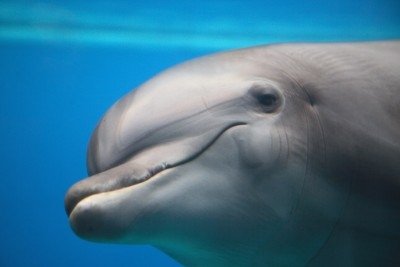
<box><xmin>65</xmin><ymin>122</ymin><xmax>247</xmax><ymax>218</ymax></box>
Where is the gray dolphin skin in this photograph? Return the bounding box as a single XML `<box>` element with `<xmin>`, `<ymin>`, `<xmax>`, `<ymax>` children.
<box><xmin>65</xmin><ymin>41</ymin><xmax>400</xmax><ymax>267</ymax></box>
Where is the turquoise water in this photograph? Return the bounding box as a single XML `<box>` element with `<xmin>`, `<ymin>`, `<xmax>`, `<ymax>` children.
<box><xmin>1</xmin><ymin>0</ymin><xmax>400</xmax><ymax>49</ymax></box>
<box><xmin>0</xmin><ymin>1</ymin><xmax>399</xmax><ymax>266</ymax></box>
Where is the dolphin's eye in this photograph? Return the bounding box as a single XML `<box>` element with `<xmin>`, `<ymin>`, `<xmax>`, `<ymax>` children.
<box><xmin>248</xmin><ymin>83</ymin><xmax>282</xmax><ymax>113</ymax></box>
<box><xmin>258</xmin><ymin>93</ymin><xmax>277</xmax><ymax>106</ymax></box>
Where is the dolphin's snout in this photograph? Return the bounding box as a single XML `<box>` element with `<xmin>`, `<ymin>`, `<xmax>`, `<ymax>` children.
<box><xmin>64</xmin><ymin>162</ymin><xmax>153</xmax><ymax>216</ymax></box>
<box><xmin>65</xmin><ymin>122</ymin><xmax>247</xmax><ymax>217</ymax></box>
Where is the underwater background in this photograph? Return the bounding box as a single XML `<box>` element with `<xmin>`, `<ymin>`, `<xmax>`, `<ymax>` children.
<box><xmin>0</xmin><ymin>0</ymin><xmax>399</xmax><ymax>266</ymax></box>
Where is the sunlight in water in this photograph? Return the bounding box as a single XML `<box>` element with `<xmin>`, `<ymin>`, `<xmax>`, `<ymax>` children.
<box><xmin>0</xmin><ymin>2</ymin><xmax>399</xmax><ymax>49</ymax></box>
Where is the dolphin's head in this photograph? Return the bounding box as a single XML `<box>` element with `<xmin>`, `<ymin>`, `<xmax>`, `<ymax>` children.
<box><xmin>65</xmin><ymin>47</ymin><xmax>323</xmax><ymax>265</ymax></box>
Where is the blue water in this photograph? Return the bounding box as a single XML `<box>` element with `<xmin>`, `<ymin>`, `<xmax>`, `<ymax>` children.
<box><xmin>0</xmin><ymin>1</ymin><xmax>399</xmax><ymax>266</ymax></box>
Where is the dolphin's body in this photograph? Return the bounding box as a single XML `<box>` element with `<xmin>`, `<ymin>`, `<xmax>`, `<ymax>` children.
<box><xmin>65</xmin><ymin>41</ymin><xmax>400</xmax><ymax>267</ymax></box>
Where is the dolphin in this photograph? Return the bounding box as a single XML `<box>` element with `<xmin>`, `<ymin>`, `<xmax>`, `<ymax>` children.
<box><xmin>65</xmin><ymin>41</ymin><xmax>400</xmax><ymax>267</ymax></box>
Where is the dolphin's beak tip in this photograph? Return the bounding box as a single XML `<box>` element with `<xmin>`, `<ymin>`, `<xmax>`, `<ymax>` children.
<box><xmin>64</xmin><ymin>183</ymin><xmax>82</xmax><ymax>217</ymax></box>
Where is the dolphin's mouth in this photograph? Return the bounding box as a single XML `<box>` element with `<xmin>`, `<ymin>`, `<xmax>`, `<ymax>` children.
<box><xmin>64</xmin><ymin>122</ymin><xmax>246</xmax><ymax>217</ymax></box>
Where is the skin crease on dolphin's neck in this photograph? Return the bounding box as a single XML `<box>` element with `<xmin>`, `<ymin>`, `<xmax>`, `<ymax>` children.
<box><xmin>66</xmin><ymin>41</ymin><xmax>400</xmax><ymax>267</ymax></box>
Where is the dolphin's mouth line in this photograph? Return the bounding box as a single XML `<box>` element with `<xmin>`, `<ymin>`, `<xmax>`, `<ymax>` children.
<box><xmin>65</xmin><ymin>122</ymin><xmax>246</xmax><ymax>217</ymax></box>
<box><xmin>122</xmin><ymin>122</ymin><xmax>247</xmax><ymax>185</ymax></box>
<box><xmin>151</xmin><ymin>122</ymin><xmax>247</xmax><ymax>173</ymax></box>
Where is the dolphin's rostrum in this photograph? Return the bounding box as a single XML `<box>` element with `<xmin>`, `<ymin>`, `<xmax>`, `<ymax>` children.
<box><xmin>65</xmin><ymin>41</ymin><xmax>400</xmax><ymax>267</ymax></box>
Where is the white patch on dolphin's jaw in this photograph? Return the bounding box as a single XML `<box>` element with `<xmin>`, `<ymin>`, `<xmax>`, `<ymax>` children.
<box><xmin>65</xmin><ymin>122</ymin><xmax>247</xmax><ymax>218</ymax></box>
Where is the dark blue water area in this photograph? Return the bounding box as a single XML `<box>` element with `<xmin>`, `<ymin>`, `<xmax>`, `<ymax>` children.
<box><xmin>0</xmin><ymin>41</ymin><xmax>214</xmax><ymax>266</ymax></box>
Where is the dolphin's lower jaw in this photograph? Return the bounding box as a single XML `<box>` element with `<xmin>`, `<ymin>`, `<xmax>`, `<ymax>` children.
<box><xmin>65</xmin><ymin>122</ymin><xmax>247</xmax><ymax>219</ymax></box>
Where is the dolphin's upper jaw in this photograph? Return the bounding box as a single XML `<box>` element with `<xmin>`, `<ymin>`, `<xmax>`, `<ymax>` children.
<box><xmin>64</xmin><ymin>160</ymin><xmax>167</xmax><ymax>217</ymax></box>
<box><xmin>64</xmin><ymin>122</ymin><xmax>247</xmax><ymax>218</ymax></box>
